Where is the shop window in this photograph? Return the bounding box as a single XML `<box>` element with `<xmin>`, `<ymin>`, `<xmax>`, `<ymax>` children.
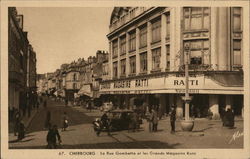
<box><xmin>73</xmin><ymin>83</ymin><xmax>77</xmax><ymax>89</ymax></box>
<box><xmin>139</xmin><ymin>25</ymin><xmax>147</xmax><ymax>48</ymax></box>
<box><xmin>152</xmin><ymin>47</ymin><xmax>161</xmax><ymax>70</ymax></box>
<box><xmin>151</xmin><ymin>18</ymin><xmax>161</xmax><ymax>43</ymax></box>
<box><xmin>183</xmin><ymin>7</ymin><xmax>210</xmax><ymax>31</ymax></box>
<box><xmin>140</xmin><ymin>52</ymin><xmax>147</xmax><ymax>73</ymax></box>
<box><xmin>129</xmin><ymin>56</ymin><xmax>136</xmax><ymax>74</ymax></box>
<box><xmin>120</xmin><ymin>35</ymin><xmax>126</xmax><ymax>55</ymax></box>
<box><xmin>113</xmin><ymin>62</ymin><xmax>118</xmax><ymax>78</ymax></box>
<box><xmin>129</xmin><ymin>31</ymin><xmax>136</xmax><ymax>52</ymax></box>
<box><xmin>120</xmin><ymin>59</ymin><xmax>126</xmax><ymax>76</ymax></box>
<box><xmin>112</xmin><ymin>40</ymin><xmax>118</xmax><ymax>58</ymax></box>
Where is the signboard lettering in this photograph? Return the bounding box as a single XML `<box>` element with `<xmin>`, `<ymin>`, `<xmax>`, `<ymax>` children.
<box><xmin>174</xmin><ymin>80</ymin><xmax>198</xmax><ymax>86</ymax></box>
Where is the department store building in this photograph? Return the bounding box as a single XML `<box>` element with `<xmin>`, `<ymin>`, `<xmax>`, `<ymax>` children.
<box><xmin>100</xmin><ymin>7</ymin><xmax>244</xmax><ymax>119</ymax></box>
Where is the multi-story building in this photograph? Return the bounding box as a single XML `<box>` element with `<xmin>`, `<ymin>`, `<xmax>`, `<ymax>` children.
<box><xmin>100</xmin><ymin>7</ymin><xmax>244</xmax><ymax>119</ymax></box>
<box><xmin>9</xmin><ymin>7</ymin><xmax>29</xmax><ymax>116</ymax></box>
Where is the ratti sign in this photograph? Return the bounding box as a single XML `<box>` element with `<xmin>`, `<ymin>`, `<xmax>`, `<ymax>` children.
<box><xmin>173</xmin><ymin>79</ymin><xmax>199</xmax><ymax>86</ymax></box>
<box><xmin>166</xmin><ymin>76</ymin><xmax>204</xmax><ymax>89</ymax></box>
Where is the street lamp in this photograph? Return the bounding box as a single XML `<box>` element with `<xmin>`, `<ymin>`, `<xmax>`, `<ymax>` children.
<box><xmin>180</xmin><ymin>42</ymin><xmax>194</xmax><ymax>131</ymax></box>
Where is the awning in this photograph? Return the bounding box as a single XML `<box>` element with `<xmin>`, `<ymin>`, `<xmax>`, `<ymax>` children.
<box><xmin>207</xmin><ymin>72</ymin><xmax>243</xmax><ymax>87</ymax></box>
<box><xmin>78</xmin><ymin>84</ymin><xmax>93</xmax><ymax>97</ymax></box>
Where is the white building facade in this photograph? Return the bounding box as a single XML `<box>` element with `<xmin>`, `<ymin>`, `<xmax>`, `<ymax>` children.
<box><xmin>100</xmin><ymin>7</ymin><xmax>244</xmax><ymax>119</ymax></box>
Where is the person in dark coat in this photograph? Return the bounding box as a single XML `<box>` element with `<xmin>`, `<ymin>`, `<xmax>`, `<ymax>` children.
<box><xmin>62</xmin><ymin>112</ymin><xmax>68</xmax><ymax>131</ymax></box>
<box><xmin>170</xmin><ymin>106</ymin><xmax>176</xmax><ymax>133</ymax></box>
<box><xmin>97</xmin><ymin>113</ymin><xmax>110</xmax><ymax>136</ymax></box>
<box><xmin>224</xmin><ymin>108</ymin><xmax>235</xmax><ymax>128</ymax></box>
<box><xmin>148</xmin><ymin>109</ymin><xmax>153</xmax><ymax>132</ymax></box>
<box><xmin>18</xmin><ymin>121</ymin><xmax>25</xmax><ymax>140</ymax></box>
<box><xmin>46</xmin><ymin>125</ymin><xmax>61</xmax><ymax>149</ymax></box>
<box><xmin>152</xmin><ymin>109</ymin><xmax>158</xmax><ymax>132</ymax></box>
<box><xmin>14</xmin><ymin>110</ymin><xmax>21</xmax><ymax>136</ymax></box>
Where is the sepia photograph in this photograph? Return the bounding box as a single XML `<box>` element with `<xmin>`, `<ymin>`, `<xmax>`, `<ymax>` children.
<box><xmin>1</xmin><ymin>1</ymin><xmax>250</xmax><ymax>159</ymax></box>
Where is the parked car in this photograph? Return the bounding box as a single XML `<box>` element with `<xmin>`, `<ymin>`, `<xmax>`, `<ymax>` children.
<box><xmin>93</xmin><ymin>109</ymin><xmax>142</xmax><ymax>132</ymax></box>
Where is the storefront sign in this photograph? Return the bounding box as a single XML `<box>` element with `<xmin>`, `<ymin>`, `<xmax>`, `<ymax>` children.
<box><xmin>175</xmin><ymin>89</ymin><xmax>199</xmax><ymax>94</ymax></box>
<box><xmin>135</xmin><ymin>78</ymin><xmax>148</xmax><ymax>87</ymax></box>
<box><xmin>174</xmin><ymin>80</ymin><xmax>199</xmax><ymax>86</ymax></box>
<box><xmin>114</xmin><ymin>80</ymin><xmax>131</xmax><ymax>88</ymax></box>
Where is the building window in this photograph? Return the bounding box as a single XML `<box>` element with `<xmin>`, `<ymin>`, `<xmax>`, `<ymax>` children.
<box><xmin>113</xmin><ymin>62</ymin><xmax>118</xmax><ymax>78</ymax></box>
<box><xmin>73</xmin><ymin>83</ymin><xmax>77</xmax><ymax>89</ymax></box>
<box><xmin>140</xmin><ymin>52</ymin><xmax>147</xmax><ymax>73</ymax></box>
<box><xmin>120</xmin><ymin>59</ymin><xmax>126</xmax><ymax>76</ymax></box>
<box><xmin>233</xmin><ymin>40</ymin><xmax>241</xmax><ymax>65</ymax></box>
<box><xmin>152</xmin><ymin>48</ymin><xmax>161</xmax><ymax>70</ymax></box>
<box><xmin>166</xmin><ymin>14</ymin><xmax>170</xmax><ymax>39</ymax></box>
<box><xmin>166</xmin><ymin>45</ymin><xmax>170</xmax><ymax>70</ymax></box>
<box><xmin>184</xmin><ymin>40</ymin><xmax>210</xmax><ymax>65</ymax></box>
<box><xmin>231</xmin><ymin>7</ymin><xmax>242</xmax><ymax>67</ymax></box>
<box><xmin>232</xmin><ymin>7</ymin><xmax>241</xmax><ymax>31</ymax></box>
<box><xmin>73</xmin><ymin>73</ymin><xmax>77</xmax><ymax>81</ymax></box>
<box><xmin>129</xmin><ymin>31</ymin><xmax>136</xmax><ymax>52</ymax></box>
<box><xmin>151</xmin><ymin>18</ymin><xmax>161</xmax><ymax>43</ymax></box>
<box><xmin>184</xmin><ymin>7</ymin><xmax>210</xmax><ymax>31</ymax></box>
<box><xmin>129</xmin><ymin>56</ymin><xmax>136</xmax><ymax>74</ymax></box>
<box><xmin>112</xmin><ymin>40</ymin><xmax>118</xmax><ymax>58</ymax></box>
<box><xmin>139</xmin><ymin>25</ymin><xmax>147</xmax><ymax>48</ymax></box>
<box><xmin>120</xmin><ymin>35</ymin><xmax>126</xmax><ymax>55</ymax></box>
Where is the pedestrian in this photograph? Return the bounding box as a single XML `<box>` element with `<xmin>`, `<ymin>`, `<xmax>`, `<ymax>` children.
<box><xmin>62</xmin><ymin>112</ymin><xmax>68</xmax><ymax>131</ymax></box>
<box><xmin>17</xmin><ymin>121</ymin><xmax>25</xmax><ymax>140</ymax></box>
<box><xmin>46</xmin><ymin>124</ymin><xmax>62</xmax><ymax>149</ymax></box>
<box><xmin>224</xmin><ymin>108</ymin><xmax>235</xmax><ymax>128</ymax></box>
<box><xmin>148</xmin><ymin>109</ymin><xmax>153</xmax><ymax>132</ymax></box>
<box><xmin>65</xmin><ymin>98</ymin><xmax>68</xmax><ymax>106</ymax></box>
<box><xmin>170</xmin><ymin>105</ymin><xmax>176</xmax><ymax>134</ymax></box>
<box><xmin>130</xmin><ymin>112</ymin><xmax>137</xmax><ymax>132</ymax></box>
<box><xmin>97</xmin><ymin>112</ymin><xmax>110</xmax><ymax>136</ymax></box>
<box><xmin>13</xmin><ymin>109</ymin><xmax>21</xmax><ymax>136</ymax></box>
<box><xmin>44</xmin><ymin>111</ymin><xmax>51</xmax><ymax>129</ymax></box>
<box><xmin>152</xmin><ymin>108</ymin><xmax>158</xmax><ymax>132</ymax></box>
<box><xmin>43</xmin><ymin>99</ymin><xmax>47</xmax><ymax>108</ymax></box>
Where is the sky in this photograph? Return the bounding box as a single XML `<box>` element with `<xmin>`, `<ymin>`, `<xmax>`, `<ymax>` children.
<box><xmin>17</xmin><ymin>7</ymin><xmax>113</xmax><ymax>74</ymax></box>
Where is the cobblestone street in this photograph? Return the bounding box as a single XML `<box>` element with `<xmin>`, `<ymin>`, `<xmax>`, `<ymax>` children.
<box><xmin>9</xmin><ymin>98</ymin><xmax>243</xmax><ymax>149</ymax></box>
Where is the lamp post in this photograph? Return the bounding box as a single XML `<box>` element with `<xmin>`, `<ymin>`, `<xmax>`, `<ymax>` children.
<box><xmin>180</xmin><ymin>42</ymin><xmax>194</xmax><ymax>131</ymax></box>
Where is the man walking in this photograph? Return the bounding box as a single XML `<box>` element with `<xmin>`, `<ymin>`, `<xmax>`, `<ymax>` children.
<box><xmin>47</xmin><ymin>124</ymin><xmax>61</xmax><ymax>149</ymax></box>
<box><xmin>170</xmin><ymin>105</ymin><xmax>176</xmax><ymax>134</ymax></box>
<box><xmin>152</xmin><ymin>108</ymin><xmax>158</xmax><ymax>132</ymax></box>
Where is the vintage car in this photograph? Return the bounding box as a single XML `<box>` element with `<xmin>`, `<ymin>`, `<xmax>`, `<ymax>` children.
<box><xmin>94</xmin><ymin>109</ymin><xmax>143</xmax><ymax>131</ymax></box>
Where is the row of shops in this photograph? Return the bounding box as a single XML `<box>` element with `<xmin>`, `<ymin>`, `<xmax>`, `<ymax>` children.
<box><xmin>99</xmin><ymin>72</ymin><xmax>244</xmax><ymax>119</ymax></box>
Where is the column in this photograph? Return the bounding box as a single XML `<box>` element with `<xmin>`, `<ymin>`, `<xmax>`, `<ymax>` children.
<box><xmin>147</xmin><ymin>21</ymin><xmax>152</xmax><ymax>74</ymax></box>
<box><xmin>109</xmin><ymin>41</ymin><xmax>113</xmax><ymax>79</ymax></box>
<box><xmin>126</xmin><ymin>32</ymin><xmax>130</xmax><ymax>76</ymax></box>
<box><xmin>159</xmin><ymin>94</ymin><xmax>166</xmax><ymax>118</ymax></box>
<box><xmin>225</xmin><ymin>95</ymin><xmax>232</xmax><ymax>110</ymax></box>
<box><xmin>209</xmin><ymin>95</ymin><xmax>220</xmax><ymax>120</ymax></box>
<box><xmin>170</xmin><ymin>7</ymin><xmax>182</xmax><ymax>72</ymax></box>
<box><xmin>210</xmin><ymin>7</ymin><xmax>219</xmax><ymax>70</ymax></box>
<box><xmin>160</xmin><ymin>14</ymin><xmax>167</xmax><ymax>71</ymax></box>
<box><xmin>117</xmin><ymin>37</ymin><xmax>121</xmax><ymax>78</ymax></box>
<box><xmin>136</xmin><ymin>28</ymin><xmax>140</xmax><ymax>74</ymax></box>
<box><xmin>176</xmin><ymin>95</ymin><xmax>183</xmax><ymax>119</ymax></box>
<box><xmin>218</xmin><ymin>7</ymin><xmax>229</xmax><ymax>70</ymax></box>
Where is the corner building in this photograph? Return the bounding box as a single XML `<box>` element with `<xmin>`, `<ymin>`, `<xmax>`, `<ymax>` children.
<box><xmin>100</xmin><ymin>7</ymin><xmax>244</xmax><ymax>119</ymax></box>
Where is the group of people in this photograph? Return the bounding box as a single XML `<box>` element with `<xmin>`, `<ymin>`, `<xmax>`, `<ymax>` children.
<box><xmin>147</xmin><ymin>105</ymin><xmax>176</xmax><ymax>133</ymax></box>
